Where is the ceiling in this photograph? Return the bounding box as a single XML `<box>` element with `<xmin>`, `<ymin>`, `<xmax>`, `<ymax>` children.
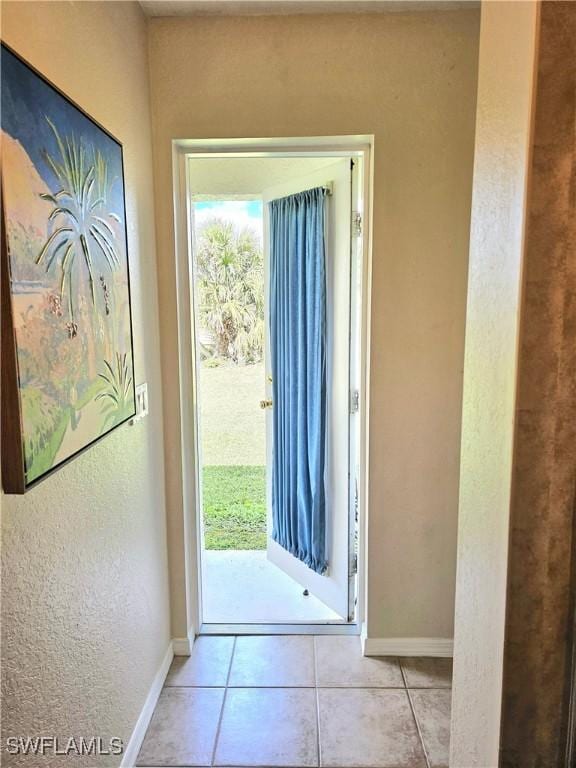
<box><xmin>187</xmin><ymin>156</ymin><xmax>342</xmax><ymax>196</ymax></box>
<box><xmin>140</xmin><ymin>0</ymin><xmax>477</xmax><ymax>17</ymax></box>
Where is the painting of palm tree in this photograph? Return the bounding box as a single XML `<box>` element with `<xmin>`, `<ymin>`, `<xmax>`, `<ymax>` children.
<box><xmin>37</xmin><ymin>118</ymin><xmax>121</xmax><ymax>329</ymax></box>
<box><xmin>1</xmin><ymin>44</ymin><xmax>136</xmax><ymax>491</ymax></box>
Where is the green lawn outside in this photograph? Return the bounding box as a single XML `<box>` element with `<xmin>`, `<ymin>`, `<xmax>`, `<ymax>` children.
<box><xmin>199</xmin><ymin>362</ymin><xmax>268</xmax><ymax>550</ymax></box>
<box><xmin>202</xmin><ymin>465</ymin><xmax>266</xmax><ymax>550</ymax></box>
<box><xmin>200</xmin><ymin>362</ymin><xmax>266</xmax><ymax>465</ymax></box>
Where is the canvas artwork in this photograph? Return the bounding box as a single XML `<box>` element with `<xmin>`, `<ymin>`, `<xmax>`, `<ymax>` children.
<box><xmin>1</xmin><ymin>44</ymin><xmax>136</xmax><ymax>492</ymax></box>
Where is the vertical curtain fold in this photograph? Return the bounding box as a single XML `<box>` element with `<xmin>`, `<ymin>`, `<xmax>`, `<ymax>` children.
<box><xmin>269</xmin><ymin>186</ymin><xmax>328</xmax><ymax>575</ymax></box>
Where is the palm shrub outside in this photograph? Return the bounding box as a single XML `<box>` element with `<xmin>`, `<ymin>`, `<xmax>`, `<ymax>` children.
<box><xmin>196</xmin><ymin>216</ymin><xmax>266</xmax><ymax>550</ymax></box>
<box><xmin>195</xmin><ymin>218</ymin><xmax>264</xmax><ymax>364</ymax></box>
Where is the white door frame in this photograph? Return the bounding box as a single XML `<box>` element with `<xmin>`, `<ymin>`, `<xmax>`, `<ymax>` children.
<box><xmin>171</xmin><ymin>136</ymin><xmax>374</xmax><ymax>635</ymax></box>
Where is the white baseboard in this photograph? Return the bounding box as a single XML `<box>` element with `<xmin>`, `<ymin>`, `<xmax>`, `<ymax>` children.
<box><xmin>172</xmin><ymin>629</ymin><xmax>195</xmax><ymax>656</ymax></box>
<box><xmin>120</xmin><ymin>643</ymin><xmax>174</xmax><ymax>768</ymax></box>
<box><xmin>362</xmin><ymin>632</ymin><xmax>453</xmax><ymax>658</ymax></box>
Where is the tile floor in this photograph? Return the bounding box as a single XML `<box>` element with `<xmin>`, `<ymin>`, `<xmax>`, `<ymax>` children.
<box><xmin>137</xmin><ymin>635</ymin><xmax>452</xmax><ymax>768</ymax></box>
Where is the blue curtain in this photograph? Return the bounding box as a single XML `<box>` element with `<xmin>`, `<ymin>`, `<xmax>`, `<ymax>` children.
<box><xmin>269</xmin><ymin>186</ymin><xmax>328</xmax><ymax>575</ymax></box>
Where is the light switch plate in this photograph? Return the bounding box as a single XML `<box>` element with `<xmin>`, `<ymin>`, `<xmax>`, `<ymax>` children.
<box><xmin>132</xmin><ymin>382</ymin><xmax>149</xmax><ymax>423</ymax></box>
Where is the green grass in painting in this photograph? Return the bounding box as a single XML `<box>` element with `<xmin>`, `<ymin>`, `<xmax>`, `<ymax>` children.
<box><xmin>24</xmin><ymin>379</ymin><xmax>104</xmax><ymax>482</ymax></box>
<box><xmin>26</xmin><ymin>409</ymin><xmax>69</xmax><ymax>481</ymax></box>
<box><xmin>76</xmin><ymin>378</ymin><xmax>105</xmax><ymax>410</ymax></box>
<box><xmin>95</xmin><ymin>352</ymin><xmax>134</xmax><ymax>433</ymax></box>
<box><xmin>202</xmin><ymin>465</ymin><xmax>266</xmax><ymax>550</ymax></box>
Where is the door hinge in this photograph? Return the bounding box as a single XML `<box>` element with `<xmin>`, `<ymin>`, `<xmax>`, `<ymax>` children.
<box><xmin>349</xmin><ymin>553</ymin><xmax>358</xmax><ymax>577</ymax></box>
<box><xmin>350</xmin><ymin>389</ymin><xmax>359</xmax><ymax>414</ymax></box>
<box><xmin>352</xmin><ymin>212</ymin><xmax>362</xmax><ymax>237</ymax></box>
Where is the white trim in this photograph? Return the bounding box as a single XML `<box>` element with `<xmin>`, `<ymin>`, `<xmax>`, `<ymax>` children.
<box><xmin>362</xmin><ymin>635</ymin><xmax>454</xmax><ymax>658</ymax></box>
<box><xmin>120</xmin><ymin>643</ymin><xmax>174</xmax><ymax>768</ymax></box>
<box><xmin>172</xmin><ymin>631</ymin><xmax>195</xmax><ymax>656</ymax></box>
<box><xmin>172</xmin><ymin>135</ymin><xmax>374</xmax><ymax>154</ymax></box>
<box><xmin>172</xmin><ymin>146</ymin><xmax>203</xmax><ymax>637</ymax></box>
<box><xmin>172</xmin><ymin>136</ymin><xmax>373</xmax><ymax>632</ymax></box>
<box><xmin>200</xmin><ymin>622</ymin><xmax>360</xmax><ymax>635</ymax></box>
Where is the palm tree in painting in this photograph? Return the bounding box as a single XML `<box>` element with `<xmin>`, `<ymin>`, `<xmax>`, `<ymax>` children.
<box><xmin>36</xmin><ymin>118</ymin><xmax>120</xmax><ymax>332</ymax></box>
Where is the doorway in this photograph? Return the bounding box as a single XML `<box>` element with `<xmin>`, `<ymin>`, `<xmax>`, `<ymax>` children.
<box><xmin>179</xmin><ymin>141</ymin><xmax>370</xmax><ymax>634</ymax></box>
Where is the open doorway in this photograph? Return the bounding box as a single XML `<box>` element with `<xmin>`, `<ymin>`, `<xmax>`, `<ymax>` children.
<box><xmin>185</xmin><ymin>149</ymin><xmax>368</xmax><ymax>631</ymax></box>
<box><xmin>192</xmin><ymin>195</ymin><xmax>340</xmax><ymax>623</ymax></box>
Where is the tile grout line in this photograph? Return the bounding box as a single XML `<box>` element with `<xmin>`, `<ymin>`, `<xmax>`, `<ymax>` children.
<box><xmin>167</xmin><ymin>683</ymin><xmax>414</xmax><ymax>689</ymax></box>
<box><xmin>200</xmin><ymin>684</ymin><xmax>409</xmax><ymax>689</ymax></box>
<box><xmin>313</xmin><ymin>636</ymin><xmax>322</xmax><ymax>768</ymax></box>
<box><xmin>400</xmin><ymin>661</ymin><xmax>431</xmax><ymax>768</ymax></box>
<box><xmin>210</xmin><ymin>635</ymin><xmax>237</xmax><ymax>767</ymax></box>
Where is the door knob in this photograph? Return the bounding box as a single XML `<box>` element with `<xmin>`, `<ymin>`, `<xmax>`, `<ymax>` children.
<box><xmin>260</xmin><ymin>399</ymin><xmax>273</xmax><ymax>409</ymax></box>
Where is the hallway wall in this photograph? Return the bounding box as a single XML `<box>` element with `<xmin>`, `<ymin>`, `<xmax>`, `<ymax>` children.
<box><xmin>1</xmin><ymin>3</ymin><xmax>170</xmax><ymax>766</ymax></box>
<box><xmin>500</xmin><ymin>2</ymin><xmax>576</xmax><ymax>765</ymax></box>
<box><xmin>148</xmin><ymin>9</ymin><xmax>480</xmax><ymax>641</ymax></box>
<box><xmin>449</xmin><ymin>2</ymin><xmax>541</xmax><ymax>765</ymax></box>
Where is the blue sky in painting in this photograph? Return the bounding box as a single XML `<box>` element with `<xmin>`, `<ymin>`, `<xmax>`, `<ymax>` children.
<box><xmin>1</xmin><ymin>46</ymin><xmax>125</xmax><ymax>217</ymax></box>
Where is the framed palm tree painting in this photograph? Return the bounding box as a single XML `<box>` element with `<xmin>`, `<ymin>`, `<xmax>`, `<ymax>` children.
<box><xmin>1</xmin><ymin>44</ymin><xmax>136</xmax><ymax>493</ymax></box>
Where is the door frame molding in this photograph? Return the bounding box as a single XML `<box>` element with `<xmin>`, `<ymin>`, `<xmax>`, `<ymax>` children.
<box><xmin>171</xmin><ymin>136</ymin><xmax>374</xmax><ymax>635</ymax></box>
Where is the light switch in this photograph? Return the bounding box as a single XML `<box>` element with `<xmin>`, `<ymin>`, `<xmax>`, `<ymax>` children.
<box><xmin>132</xmin><ymin>382</ymin><xmax>149</xmax><ymax>423</ymax></box>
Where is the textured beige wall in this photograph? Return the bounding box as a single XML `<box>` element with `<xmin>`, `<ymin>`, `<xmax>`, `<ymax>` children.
<box><xmin>450</xmin><ymin>2</ymin><xmax>540</xmax><ymax>766</ymax></box>
<box><xmin>1</xmin><ymin>3</ymin><xmax>171</xmax><ymax>766</ymax></box>
<box><xmin>148</xmin><ymin>9</ymin><xmax>480</xmax><ymax>639</ymax></box>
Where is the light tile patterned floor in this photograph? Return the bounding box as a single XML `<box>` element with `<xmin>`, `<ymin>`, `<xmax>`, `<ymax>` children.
<box><xmin>137</xmin><ymin>635</ymin><xmax>452</xmax><ymax>768</ymax></box>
